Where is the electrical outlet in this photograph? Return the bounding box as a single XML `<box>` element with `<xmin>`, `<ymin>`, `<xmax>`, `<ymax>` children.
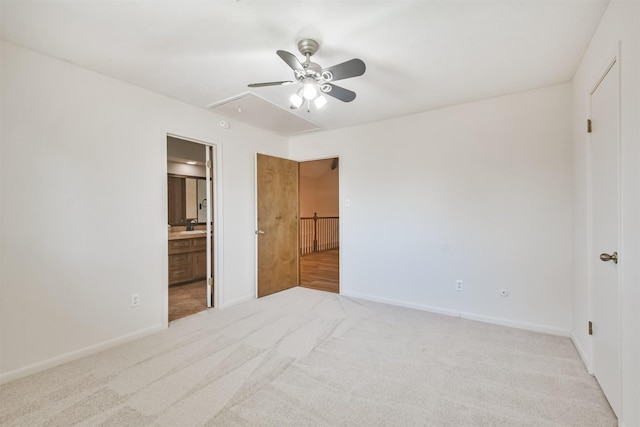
<box><xmin>456</xmin><ymin>280</ymin><xmax>463</xmax><ymax>291</ymax></box>
<box><xmin>131</xmin><ymin>293</ymin><xmax>140</xmax><ymax>307</ymax></box>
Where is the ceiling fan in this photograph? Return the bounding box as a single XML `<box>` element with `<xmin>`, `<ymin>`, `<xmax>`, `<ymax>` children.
<box><xmin>248</xmin><ymin>39</ymin><xmax>366</xmax><ymax>111</ymax></box>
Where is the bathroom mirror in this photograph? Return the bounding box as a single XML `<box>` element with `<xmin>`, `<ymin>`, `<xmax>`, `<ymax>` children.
<box><xmin>168</xmin><ymin>174</ymin><xmax>208</xmax><ymax>225</ymax></box>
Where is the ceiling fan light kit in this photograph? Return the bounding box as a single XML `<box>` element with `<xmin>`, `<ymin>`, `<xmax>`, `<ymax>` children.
<box><xmin>248</xmin><ymin>38</ymin><xmax>366</xmax><ymax>112</ymax></box>
<box><xmin>289</xmin><ymin>88</ymin><xmax>304</xmax><ymax>108</ymax></box>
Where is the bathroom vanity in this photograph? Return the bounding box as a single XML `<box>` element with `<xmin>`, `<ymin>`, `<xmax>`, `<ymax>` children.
<box><xmin>168</xmin><ymin>232</ymin><xmax>208</xmax><ymax>285</ymax></box>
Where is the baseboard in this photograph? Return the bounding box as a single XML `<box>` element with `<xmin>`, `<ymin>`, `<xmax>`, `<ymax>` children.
<box><xmin>340</xmin><ymin>290</ymin><xmax>460</xmax><ymax>318</ymax></box>
<box><xmin>0</xmin><ymin>324</ymin><xmax>165</xmax><ymax>385</ymax></box>
<box><xmin>461</xmin><ymin>312</ymin><xmax>571</xmax><ymax>337</ymax></box>
<box><xmin>222</xmin><ymin>294</ymin><xmax>254</xmax><ymax>309</ymax></box>
<box><xmin>571</xmin><ymin>333</ymin><xmax>592</xmax><ymax>374</ymax></box>
<box><xmin>341</xmin><ymin>290</ymin><xmax>570</xmax><ymax>337</ymax></box>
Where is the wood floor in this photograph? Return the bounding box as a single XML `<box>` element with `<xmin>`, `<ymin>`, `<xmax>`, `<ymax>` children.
<box><xmin>299</xmin><ymin>249</ymin><xmax>339</xmax><ymax>293</ymax></box>
<box><xmin>169</xmin><ymin>249</ymin><xmax>338</xmax><ymax>322</ymax></box>
<box><xmin>168</xmin><ymin>280</ymin><xmax>210</xmax><ymax>322</ymax></box>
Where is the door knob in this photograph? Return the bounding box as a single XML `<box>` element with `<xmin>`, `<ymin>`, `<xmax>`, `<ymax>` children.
<box><xmin>255</xmin><ymin>230</ymin><xmax>266</xmax><ymax>235</ymax></box>
<box><xmin>599</xmin><ymin>251</ymin><xmax>618</xmax><ymax>264</ymax></box>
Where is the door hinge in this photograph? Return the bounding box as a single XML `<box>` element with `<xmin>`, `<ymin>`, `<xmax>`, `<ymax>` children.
<box><xmin>208</xmin><ymin>277</ymin><xmax>213</xmax><ymax>286</ymax></box>
<box><xmin>587</xmin><ymin>119</ymin><xmax>592</xmax><ymax>133</ymax></box>
<box><xmin>206</xmin><ymin>160</ymin><xmax>212</xmax><ymax>168</ymax></box>
<box><xmin>588</xmin><ymin>321</ymin><xmax>593</xmax><ymax>335</ymax></box>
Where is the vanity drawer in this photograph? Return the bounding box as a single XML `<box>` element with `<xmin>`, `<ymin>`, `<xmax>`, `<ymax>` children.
<box><xmin>169</xmin><ymin>265</ymin><xmax>192</xmax><ymax>284</ymax></box>
<box><xmin>168</xmin><ymin>239</ymin><xmax>192</xmax><ymax>254</ymax></box>
<box><xmin>169</xmin><ymin>253</ymin><xmax>190</xmax><ymax>267</ymax></box>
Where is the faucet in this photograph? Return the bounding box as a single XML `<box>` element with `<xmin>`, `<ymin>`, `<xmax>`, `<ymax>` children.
<box><xmin>186</xmin><ymin>218</ymin><xmax>197</xmax><ymax>231</ymax></box>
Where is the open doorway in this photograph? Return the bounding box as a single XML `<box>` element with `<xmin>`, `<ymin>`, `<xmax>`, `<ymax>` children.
<box><xmin>167</xmin><ymin>136</ymin><xmax>215</xmax><ymax>321</ymax></box>
<box><xmin>298</xmin><ymin>158</ymin><xmax>340</xmax><ymax>293</ymax></box>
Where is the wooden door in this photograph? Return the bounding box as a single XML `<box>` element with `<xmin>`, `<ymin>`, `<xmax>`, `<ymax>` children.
<box><xmin>256</xmin><ymin>153</ymin><xmax>299</xmax><ymax>297</ymax></box>
<box><xmin>167</xmin><ymin>176</ymin><xmax>186</xmax><ymax>224</ymax></box>
<box><xmin>590</xmin><ymin>59</ymin><xmax>620</xmax><ymax>416</ymax></box>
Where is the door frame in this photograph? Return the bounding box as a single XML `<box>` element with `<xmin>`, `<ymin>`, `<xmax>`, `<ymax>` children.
<box><xmin>294</xmin><ymin>154</ymin><xmax>342</xmax><ymax>294</ymax></box>
<box><xmin>586</xmin><ymin>46</ymin><xmax>622</xmax><ymax>413</ymax></box>
<box><xmin>254</xmin><ymin>153</ymin><xmax>342</xmax><ymax>298</ymax></box>
<box><xmin>162</xmin><ymin>132</ymin><xmax>223</xmax><ymax>328</ymax></box>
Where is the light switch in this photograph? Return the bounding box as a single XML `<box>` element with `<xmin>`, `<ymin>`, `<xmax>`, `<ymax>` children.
<box><xmin>345</xmin><ymin>198</ymin><xmax>351</xmax><ymax>207</ymax></box>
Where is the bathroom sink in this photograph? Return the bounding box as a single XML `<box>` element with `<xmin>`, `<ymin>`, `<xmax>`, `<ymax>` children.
<box><xmin>179</xmin><ymin>230</ymin><xmax>206</xmax><ymax>235</ymax></box>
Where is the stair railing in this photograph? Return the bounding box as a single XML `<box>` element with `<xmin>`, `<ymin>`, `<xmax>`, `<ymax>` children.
<box><xmin>300</xmin><ymin>213</ymin><xmax>339</xmax><ymax>255</ymax></box>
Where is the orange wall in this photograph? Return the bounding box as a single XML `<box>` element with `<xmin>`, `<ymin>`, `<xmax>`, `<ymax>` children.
<box><xmin>299</xmin><ymin>167</ymin><xmax>339</xmax><ymax>218</ymax></box>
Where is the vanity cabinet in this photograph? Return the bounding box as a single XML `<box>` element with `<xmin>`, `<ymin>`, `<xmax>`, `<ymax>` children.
<box><xmin>168</xmin><ymin>237</ymin><xmax>208</xmax><ymax>285</ymax></box>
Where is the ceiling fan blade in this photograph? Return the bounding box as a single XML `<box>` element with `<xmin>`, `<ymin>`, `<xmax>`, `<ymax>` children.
<box><xmin>277</xmin><ymin>50</ymin><xmax>305</xmax><ymax>73</ymax></box>
<box><xmin>322</xmin><ymin>58</ymin><xmax>366</xmax><ymax>82</ymax></box>
<box><xmin>248</xmin><ymin>81</ymin><xmax>296</xmax><ymax>88</ymax></box>
<box><xmin>322</xmin><ymin>83</ymin><xmax>356</xmax><ymax>102</ymax></box>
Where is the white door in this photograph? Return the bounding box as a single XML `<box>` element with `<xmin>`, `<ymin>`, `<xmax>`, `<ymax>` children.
<box><xmin>205</xmin><ymin>145</ymin><xmax>213</xmax><ymax>307</ymax></box>
<box><xmin>590</xmin><ymin>58</ymin><xmax>620</xmax><ymax>416</ymax></box>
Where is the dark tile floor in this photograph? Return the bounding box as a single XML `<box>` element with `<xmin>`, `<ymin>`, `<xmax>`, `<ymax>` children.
<box><xmin>168</xmin><ymin>280</ymin><xmax>210</xmax><ymax>322</ymax></box>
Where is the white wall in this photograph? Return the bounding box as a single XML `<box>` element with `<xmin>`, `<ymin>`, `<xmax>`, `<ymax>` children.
<box><xmin>291</xmin><ymin>84</ymin><xmax>574</xmax><ymax>335</ymax></box>
<box><xmin>571</xmin><ymin>1</ymin><xmax>640</xmax><ymax>425</ymax></box>
<box><xmin>0</xmin><ymin>41</ymin><xmax>288</xmax><ymax>381</ymax></box>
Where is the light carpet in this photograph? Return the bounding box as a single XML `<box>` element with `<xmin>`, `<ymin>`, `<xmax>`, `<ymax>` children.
<box><xmin>0</xmin><ymin>287</ymin><xmax>616</xmax><ymax>426</ymax></box>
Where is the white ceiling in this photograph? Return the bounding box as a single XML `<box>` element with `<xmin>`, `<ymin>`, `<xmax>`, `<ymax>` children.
<box><xmin>1</xmin><ymin>1</ymin><xmax>609</xmax><ymax>135</ymax></box>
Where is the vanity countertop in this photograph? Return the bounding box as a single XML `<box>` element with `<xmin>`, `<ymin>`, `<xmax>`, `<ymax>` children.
<box><xmin>168</xmin><ymin>231</ymin><xmax>209</xmax><ymax>241</ymax></box>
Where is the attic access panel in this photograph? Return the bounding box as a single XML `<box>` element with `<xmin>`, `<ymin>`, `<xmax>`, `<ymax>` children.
<box><xmin>208</xmin><ymin>92</ymin><xmax>321</xmax><ymax>136</ymax></box>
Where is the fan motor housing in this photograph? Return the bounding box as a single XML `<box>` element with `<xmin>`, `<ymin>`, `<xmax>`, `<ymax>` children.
<box><xmin>298</xmin><ymin>39</ymin><xmax>319</xmax><ymax>57</ymax></box>
<box><xmin>303</xmin><ymin>61</ymin><xmax>322</xmax><ymax>77</ymax></box>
